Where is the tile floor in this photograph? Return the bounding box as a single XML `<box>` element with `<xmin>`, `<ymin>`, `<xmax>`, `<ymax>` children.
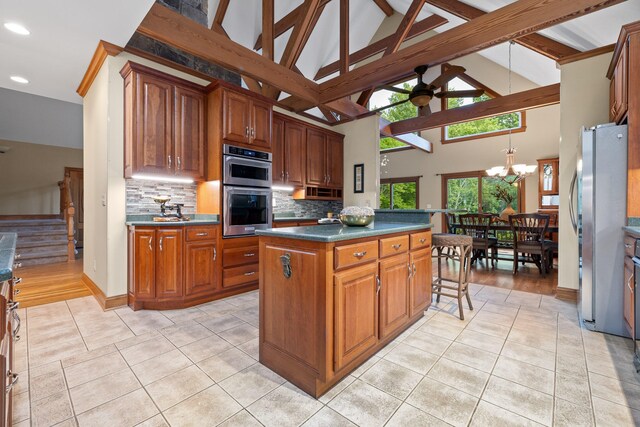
<box><xmin>11</xmin><ymin>283</ymin><xmax>640</xmax><ymax>426</ymax></box>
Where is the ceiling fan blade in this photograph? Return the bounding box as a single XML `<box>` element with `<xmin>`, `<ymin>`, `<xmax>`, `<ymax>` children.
<box><xmin>435</xmin><ymin>89</ymin><xmax>485</xmax><ymax>99</ymax></box>
<box><xmin>369</xmin><ymin>98</ymin><xmax>409</xmax><ymax>113</ymax></box>
<box><xmin>380</xmin><ymin>85</ymin><xmax>411</xmax><ymax>95</ymax></box>
<box><xmin>418</xmin><ymin>104</ymin><xmax>431</xmax><ymax>117</ymax></box>
<box><xmin>428</xmin><ymin>65</ymin><xmax>466</xmax><ymax>89</ymax></box>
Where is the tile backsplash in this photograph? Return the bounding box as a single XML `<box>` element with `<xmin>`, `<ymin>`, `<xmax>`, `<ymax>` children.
<box><xmin>273</xmin><ymin>190</ymin><xmax>343</xmax><ymax>218</ymax></box>
<box><xmin>126</xmin><ymin>180</ymin><xmax>197</xmax><ymax>215</ymax></box>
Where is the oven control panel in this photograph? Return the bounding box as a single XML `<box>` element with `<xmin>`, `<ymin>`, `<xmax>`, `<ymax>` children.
<box><xmin>224</xmin><ymin>144</ymin><xmax>271</xmax><ymax>161</ymax></box>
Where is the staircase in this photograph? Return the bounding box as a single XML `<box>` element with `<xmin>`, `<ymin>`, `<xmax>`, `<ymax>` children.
<box><xmin>0</xmin><ymin>219</ymin><xmax>70</xmax><ymax>266</ymax></box>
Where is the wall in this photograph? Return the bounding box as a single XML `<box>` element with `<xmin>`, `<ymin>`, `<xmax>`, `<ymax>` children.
<box><xmin>0</xmin><ymin>139</ymin><xmax>82</xmax><ymax>214</ymax></box>
<box><xmin>381</xmin><ymin>53</ymin><xmax>560</xmax><ymax>231</ymax></box>
<box><xmin>558</xmin><ymin>52</ymin><xmax>613</xmax><ymax>290</ymax></box>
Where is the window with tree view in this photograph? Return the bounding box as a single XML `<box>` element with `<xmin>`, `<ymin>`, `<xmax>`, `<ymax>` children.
<box><xmin>444</xmin><ymin>172</ymin><xmax>522</xmax><ymax>214</ymax></box>
<box><xmin>380</xmin><ymin>177</ymin><xmax>419</xmax><ymax>209</ymax></box>
<box><xmin>372</xmin><ymin>82</ymin><xmax>416</xmax><ymax>151</ymax></box>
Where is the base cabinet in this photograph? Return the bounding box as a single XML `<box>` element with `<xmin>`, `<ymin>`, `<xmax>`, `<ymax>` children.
<box><xmin>379</xmin><ymin>254</ymin><xmax>410</xmax><ymax>339</ymax></box>
<box><xmin>185</xmin><ymin>241</ymin><xmax>218</xmax><ymax>296</ymax></box>
<box><xmin>155</xmin><ymin>228</ymin><xmax>184</xmax><ymax>299</ymax></box>
<box><xmin>410</xmin><ymin>248</ymin><xmax>433</xmax><ymax>316</ymax></box>
<box><xmin>624</xmin><ymin>247</ymin><xmax>635</xmax><ymax>337</ymax></box>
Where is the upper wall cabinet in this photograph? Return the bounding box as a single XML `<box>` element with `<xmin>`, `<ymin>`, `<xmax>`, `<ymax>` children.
<box><xmin>537</xmin><ymin>157</ymin><xmax>559</xmax><ymax>208</ymax></box>
<box><xmin>121</xmin><ymin>62</ymin><xmax>206</xmax><ymax>181</ymax></box>
<box><xmin>610</xmin><ymin>41</ymin><xmax>628</xmax><ymax>124</ymax></box>
<box><xmin>222</xmin><ymin>89</ymin><xmax>272</xmax><ymax>150</ymax></box>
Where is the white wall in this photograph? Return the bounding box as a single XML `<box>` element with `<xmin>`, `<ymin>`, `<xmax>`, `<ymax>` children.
<box><xmin>558</xmin><ymin>53</ymin><xmax>613</xmax><ymax>290</ymax></box>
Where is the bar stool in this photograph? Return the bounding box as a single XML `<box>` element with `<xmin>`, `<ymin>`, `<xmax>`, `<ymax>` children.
<box><xmin>432</xmin><ymin>233</ymin><xmax>473</xmax><ymax>320</ymax></box>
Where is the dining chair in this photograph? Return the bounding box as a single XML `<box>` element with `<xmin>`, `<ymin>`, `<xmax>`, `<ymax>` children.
<box><xmin>458</xmin><ymin>213</ymin><xmax>498</xmax><ymax>268</ymax></box>
<box><xmin>445</xmin><ymin>212</ymin><xmax>459</xmax><ymax>234</ymax></box>
<box><xmin>508</xmin><ymin>213</ymin><xmax>553</xmax><ymax>276</ymax></box>
<box><xmin>432</xmin><ymin>233</ymin><xmax>473</xmax><ymax>320</ymax></box>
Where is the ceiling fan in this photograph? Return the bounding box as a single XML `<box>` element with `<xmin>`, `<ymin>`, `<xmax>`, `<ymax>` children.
<box><xmin>371</xmin><ymin>65</ymin><xmax>485</xmax><ymax>116</ymax></box>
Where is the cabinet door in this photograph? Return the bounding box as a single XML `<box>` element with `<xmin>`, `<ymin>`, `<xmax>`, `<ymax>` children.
<box><xmin>222</xmin><ymin>90</ymin><xmax>250</xmax><ymax>144</ymax></box>
<box><xmin>250</xmin><ymin>99</ymin><xmax>272</xmax><ymax>149</ymax></box>
<box><xmin>306</xmin><ymin>129</ymin><xmax>327</xmax><ymax>186</ymax></box>
<box><xmin>613</xmin><ymin>43</ymin><xmax>628</xmax><ymax>123</ymax></box>
<box><xmin>410</xmin><ymin>248</ymin><xmax>432</xmax><ymax>317</ymax></box>
<box><xmin>624</xmin><ymin>256</ymin><xmax>634</xmax><ymax>337</ymax></box>
<box><xmin>285</xmin><ymin>121</ymin><xmax>306</xmax><ymax>186</ymax></box>
<box><xmin>156</xmin><ymin>228</ymin><xmax>184</xmax><ymax>299</ymax></box>
<box><xmin>185</xmin><ymin>241</ymin><xmax>218</xmax><ymax>296</ymax></box>
<box><xmin>379</xmin><ymin>254</ymin><xmax>410</xmax><ymax>339</ymax></box>
<box><xmin>134</xmin><ymin>229</ymin><xmax>156</xmax><ymax>299</ymax></box>
<box><xmin>174</xmin><ymin>86</ymin><xmax>205</xmax><ymax>180</ymax></box>
<box><xmin>327</xmin><ymin>134</ymin><xmax>343</xmax><ymax>188</ymax></box>
<box><xmin>334</xmin><ymin>263</ymin><xmax>378</xmax><ymax>371</ymax></box>
<box><xmin>610</xmin><ymin>76</ymin><xmax>616</xmax><ymax>123</ymax></box>
<box><xmin>135</xmin><ymin>73</ymin><xmax>173</xmax><ymax>175</ymax></box>
<box><xmin>272</xmin><ymin>115</ymin><xmax>285</xmax><ymax>184</ymax></box>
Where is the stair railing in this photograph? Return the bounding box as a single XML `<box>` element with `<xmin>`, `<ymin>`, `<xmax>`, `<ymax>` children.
<box><xmin>57</xmin><ymin>175</ymin><xmax>76</xmax><ymax>262</ymax></box>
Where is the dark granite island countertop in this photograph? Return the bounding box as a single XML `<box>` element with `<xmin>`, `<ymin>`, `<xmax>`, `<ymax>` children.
<box><xmin>256</xmin><ymin>222</ymin><xmax>432</xmax><ymax>242</ymax></box>
<box><xmin>0</xmin><ymin>233</ymin><xmax>18</xmax><ymax>282</ymax></box>
<box><xmin>125</xmin><ymin>214</ymin><xmax>220</xmax><ymax>226</ymax></box>
<box><xmin>623</xmin><ymin>226</ymin><xmax>640</xmax><ymax>238</ymax></box>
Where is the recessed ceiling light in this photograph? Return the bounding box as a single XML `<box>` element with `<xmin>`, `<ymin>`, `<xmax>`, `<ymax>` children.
<box><xmin>10</xmin><ymin>76</ymin><xmax>29</xmax><ymax>84</ymax></box>
<box><xmin>4</xmin><ymin>22</ymin><xmax>30</xmax><ymax>35</ymax></box>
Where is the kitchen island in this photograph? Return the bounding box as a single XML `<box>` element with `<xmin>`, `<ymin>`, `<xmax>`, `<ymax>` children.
<box><xmin>256</xmin><ymin>221</ymin><xmax>433</xmax><ymax>397</ymax></box>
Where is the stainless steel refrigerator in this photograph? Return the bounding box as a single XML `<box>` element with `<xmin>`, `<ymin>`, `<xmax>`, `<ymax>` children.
<box><xmin>573</xmin><ymin>124</ymin><xmax>628</xmax><ymax>336</ymax></box>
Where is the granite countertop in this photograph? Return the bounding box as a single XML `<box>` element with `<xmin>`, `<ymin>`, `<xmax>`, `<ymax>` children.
<box><xmin>272</xmin><ymin>216</ymin><xmax>322</xmax><ymax>222</ymax></box>
<box><xmin>256</xmin><ymin>222</ymin><xmax>433</xmax><ymax>242</ymax></box>
<box><xmin>623</xmin><ymin>226</ymin><xmax>640</xmax><ymax>238</ymax></box>
<box><xmin>126</xmin><ymin>214</ymin><xmax>220</xmax><ymax>226</ymax></box>
<box><xmin>0</xmin><ymin>233</ymin><xmax>18</xmax><ymax>282</ymax></box>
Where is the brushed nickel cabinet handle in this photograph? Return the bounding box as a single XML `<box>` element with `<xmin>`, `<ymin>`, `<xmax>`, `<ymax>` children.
<box><xmin>168</xmin><ymin>155</ymin><xmax>172</xmax><ymax>168</ymax></box>
<box><xmin>12</xmin><ymin>311</ymin><xmax>20</xmax><ymax>338</ymax></box>
<box><xmin>353</xmin><ymin>251</ymin><xmax>367</xmax><ymax>258</ymax></box>
<box><xmin>14</xmin><ymin>254</ymin><xmax>20</xmax><ymax>259</ymax></box>
<box><xmin>213</xmin><ymin>247</ymin><xmax>217</xmax><ymax>261</ymax></box>
<box><xmin>13</xmin><ymin>263</ymin><xmax>21</xmax><ymax>269</ymax></box>
<box><xmin>159</xmin><ymin>237</ymin><xmax>163</xmax><ymax>252</ymax></box>
<box><xmin>11</xmin><ymin>277</ymin><xmax>21</xmax><ymax>285</ymax></box>
<box><xmin>196</xmin><ymin>232</ymin><xmax>208</xmax><ymax>236</ymax></box>
<box><xmin>419</xmin><ymin>238</ymin><xmax>426</xmax><ymax>244</ymax></box>
<box><xmin>327</xmin><ymin>175</ymin><xmax>331</xmax><ymax>184</ymax></box>
<box><xmin>286</xmin><ymin>171</ymin><xmax>289</xmax><ymax>180</ymax></box>
<box><xmin>245</xmin><ymin>126</ymin><xmax>250</xmax><ymax>137</ymax></box>
<box><xmin>251</xmin><ymin>128</ymin><xmax>255</xmax><ymax>138</ymax></box>
<box><xmin>413</xmin><ymin>263</ymin><xmax>417</xmax><ymax>277</ymax></box>
<box><xmin>14</xmin><ymin>289</ymin><xmax>20</xmax><ymax>296</ymax></box>
<box><xmin>392</xmin><ymin>244</ymin><xmax>402</xmax><ymax>250</ymax></box>
<box><xmin>6</xmin><ymin>372</ymin><xmax>18</xmax><ymax>393</ymax></box>
<box><xmin>7</xmin><ymin>301</ymin><xmax>19</xmax><ymax>312</ymax></box>
<box><xmin>244</xmin><ymin>253</ymin><xmax>256</xmax><ymax>257</ymax></box>
<box><xmin>408</xmin><ymin>262</ymin><xmax>412</xmax><ymax>278</ymax></box>
<box><xmin>376</xmin><ymin>275</ymin><xmax>381</xmax><ymax>294</ymax></box>
<box><xmin>244</xmin><ymin>271</ymin><xmax>256</xmax><ymax>276</ymax></box>
<box><xmin>177</xmin><ymin>156</ymin><xmax>181</xmax><ymax>170</ymax></box>
<box><xmin>148</xmin><ymin>237</ymin><xmax>153</xmax><ymax>252</ymax></box>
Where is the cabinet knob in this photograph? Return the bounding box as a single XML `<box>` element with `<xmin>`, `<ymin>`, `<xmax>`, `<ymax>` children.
<box><xmin>196</xmin><ymin>232</ymin><xmax>208</xmax><ymax>237</ymax></box>
<box><xmin>392</xmin><ymin>244</ymin><xmax>402</xmax><ymax>250</ymax></box>
<box><xmin>244</xmin><ymin>253</ymin><xmax>256</xmax><ymax>257</ymax></box>
<box><xmin>353</xmin><ymin>251</ymin><xmax>367</xmax><ymax>258</ymax></box>
<box><xmin>244</xmin><ymin>271</ymin><xmax>256</xmax><ymax>276</ymax></box>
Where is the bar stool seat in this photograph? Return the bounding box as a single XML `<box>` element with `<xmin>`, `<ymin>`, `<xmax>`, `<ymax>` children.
<box><xmin>432</xmin><ymin>233</ymin><xmax>473</xmax><ymax>320</ymax></box>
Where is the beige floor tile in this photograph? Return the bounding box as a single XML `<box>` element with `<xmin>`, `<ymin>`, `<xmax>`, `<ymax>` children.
<box><xmin>219</xmin><ymin>363</ymin><xmax>285</xmax><ymax>406</ymax></box>
<box><xmin>403</xmin><ymin>330</ymin><xmax>453</xmax><ymax>356</ymax></box>
<box><xmin>237</xmin><ymin>337</ymin><xmax>259</xmax><ymax>360</ymax></box>
<box><xmin>119</xmin><ymin>315</ymin><xmax>174</xmax><ymax>336</ymax></box>
<box><xmin>482</xmin><ymin>376</ymin><xmax>553</xmax><ymax>426</ymax></box>
<box><xmin>360</xmin><ymin>359</ymin><xmax>423</xmax><ymax>400</ymax></box>
<box><xmin>473</xmin><ymin>287</ymin><xmax>510</xmax><ymax>303</ymax></box>
<box><xmin>507</xmin><ymin>328</ymin><xmax>557</xmax><ymax>353</ymax></box>
<box><xmin>383</xmin><ymin>342</ymin><xmax>439</xmax><ymax>375</ymax></box>
<box><xmin>592</xmin><ymin>396</ymin><xmax>640</xmax><ymax>426</ymax></box>
<box><xmin>406</xmin><ymin>377</ymin><xmax>478</xmax><ymax>427</ymax></box>
<box><xmin>318</xmin><ymin>375</ymin><xmax>356</xmax><ymax>404</ymax></box>
<box><xmin>506</xmin><ymin>291</ymin><xmax>542</xmax><ymax>308</ymax></box>
<box><xmin>29</xmin><ymin>339</ymin><xmax>88</xmax><ymax>367</ymax></box>
<box><xmin>31</xmin><ymin>390</ymin><xmax>74</xmax><ymax>427</ymax></box>
<box><xmin>472</xmin><ymin>309</ymin><xmax>516</xmax><ymax>326</ymax></box>
<box><xmin>492</xmin><ymin>355</ymin><xmax>555</xmax><ymax>395</ymax></box>
<box><xmin>30</xmin><ymin>365</ymin><xmax>67</xmax><ymax>401</ymax></box>
<box><xmin>554</xmin><ymin>398</ymin><xmax>594</xmax><ymax>427</ymax></box>
<box><xmin>61</xmin><ymin>344</ymin><xmax>118</xmax><ymax>368</ymax></box>
<box><xmin>218</xmin><ymin>409</ymin><xmax>264</xmax><ymax>427</ymax></box>
<box><xmin>427</xmin><ymin>357</ymin><xmax>489</xmax><ymax>397</ymax></box>
<box><xmin>163</xmin><ymin>385</ymin><xmax>242</xmax><ymax>426</ymax></box>
<box><xmin>76</xmin><ymin>388</ymin><xmax>158</xmax><ymax>427</ymax></box>
<box><xmin>198</xmin><ymin>313</ymin><xmax>246</xmax><ymax>333</ymax></box>
<box><xmin>51</xmin><ymin>417</ymin><xmax>78</xmax><ymax>426</ymax></box>
<box><xmin>471</xmin><ymin>400</ymin><xmax>543</xmax><ymax>426</ymax></box>
<box><xmin>455</xmin><ymin>329</ymin><xmax>505</xmax><ymax>354</ymax></box>
<box><xmin>585</xmin><ymin>351</ymin><xmax>640</xmax><ymax>385</ymax></box>
<box><xmin>12</xmin><ymin>391</ymin><xmax>30</xmax><ymax>424</ymax></box>
<box><xmin>466</xmin><ymin>318</ymin><xmax>511</xmax><ymax>339</ymax></box>
<box><xmin>12</xmin><ymin>420</ymin><xmax>31</xmax><ymax>427</ymax></box>
<box><xmin>64</xmin><ymin>351</ymin><xmax>129</xmax><ymax>388</ymax></box>
<box><xmin>385</xmin><ymin>403</ymin><xmax>450</xmax><ymax>426</ymax></box>
<box><xmin>481</xmin><ymin>302</ymin><xmax>519</xmax><ymax>317</ymax></box>
<box><xmin>442</xmin><ymin>341</ymin><xmax>498</xmax><ymax>373</ymax></box>
<box><xmin>131</xmin><ymin>349</ymin><xmax>192</xmax><ymax>385</ymax></box>
<box><xmin>590</xmin><ymin>371</ymin><xmax>640</xmax><ymax>410</ymax></box>
<box><xmin>301</xmin><ymin>406</ymin><xmax>356</xmax><ymax>427</ymax></box>
<box><xmin>82</xmin><ymin>324</ymin><xmax>136</xmax><ymax>350</ymax></box>
<box><xmin>351</xmin><ymin>355</ymin><xmax>381</xmax><ymax>377</ymax></box>
<box><xmin>28</xmin><ymin>326</ymin><xmax>84</xmax><ymax>350</ymax></box>
<box><xmin>136</xmin><ymin>414</ymin><xmax>169</xmax><ymax>427</ymax></box>
<box><xmin>197</xmin><ymin>347</ymin><xmax>256</xmax><ymax>382</ymax></box>
<box><xmin>160</xmin><ymin>321</ymin><xmax>213</xmax><ymax>347</ymax></box>
<box><xmin>69</xmin><ymin>369</ymin><xmax>140</xmax><ymax>414</ymax></box>
<box><xmin>146</xmin><ymin>365</ymin><xmax>214</xmax><ymax>411</ymax></box>
<box><xmin>328</xmin><ymin>379</ymin><xmax>401</xmax><ymax>427</ymax></box>
<box><xmin>114</xmin><ymin>330</ymin><xmax>161</xmax><ymax>350</ymax></box>
<box><xmin>179</xmin><ymin>333</ymin><xmax>233</xmax><ymax>363</ymax></box>
<box><xmin>556</xmin><ymin>352</ymin><xmax>588</xmax><ymax>379</ymax></box>
<box><xmin>161</xmin><ymin>306</ymin><xmax>207</xmax><ymax>324</ymax></box>
<box><xmin>512</xmin><ymin>318</ymin><xmax>558</xmax><ymax>336</ymax></box>
<box><xmin>233</xmin><ymin>307</ymin><xmax>259</xmax><ymax>327</ymax></box>
<box><xmin>119</xmin><ymin>336</ymin><xmax>175</xmax><ymax>366</ymax></box>
<box><xmin>218</xmin><ymin>323</ymin><xmax>259</xmax><ymax>346</ymax></box>
<box><xmin>14</xmin><ymin>369</ymin><xmax>29</xmax><ymax>396</ymax></box>
<box><xmin>501</xmin><ymin>341</ymin><xmax>556</xmax><ymax>370</ymax></box>
<box><xmin>247</xmin><ymin>382</ymin><xmax>323</xmax><ymax>427</ymax></box>
<box><xmin>198</xmin><ymin>300</ymin><xmax>239</xmax><ymax>317</ymax></box>
<box><xmin>555</xmin><ymin>372</ymin><xmax>592</xmax><ymax>407</ymax></box>
<box><xmin>419</xmin><ymin>318</ymin><xmax>465</xmax><ymax>340</ymax></box>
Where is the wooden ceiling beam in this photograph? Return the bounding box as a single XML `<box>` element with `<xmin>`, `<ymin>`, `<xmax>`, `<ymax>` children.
<box><xmin>425</xmin><ymin>0</ymin><xmax>580</xmax><ymax>60</ymax></box>
<box><xmin>137</xmin><ymin>3</ymin><xmax>320</xmax><ymax>103</ymax></box>
<box><xmin>358</xmin><ymin>0</ymin><xmax>426</xmax><ymax>106</ymax></box>
<box><xmin>314</xmin><ymin>14</ymin><xmax>447</xmax><ymax>80</ymax></box>
<box><xmin>372</xmin><ymin>0</ymin><xmax>394</xmax><ymax>16</ymax></box>
<box><xmin>319</xmin><ymin>0</ymin><xmax>624</xmax><ymax>104</ymax></box>
<box><xmin>262</xmin><ymin>0</ymin><xmax>274</xmax><ymax>60</ymax></box>
<box><xmin>280</xmin><ymin>0</ymin><xmax>323</xmax><ymax>69</ymax></box>
<box><xmin>385</xmin><ymin>83</ymin><xmax>560</xmax><ymax>135</ymax></box>
<box><xmin>318</xmin><ymin>105</ymin><xmax>338</xmax><ymax>123</ymax></box>
<box><xmin>211</xmin><ymin>0</ymin><xmax>230</xmax><ymax>33</ymax></box>
<box><xmin>340</xmin><ymin>0</ymin><xmax>349</xmax><ymax>75</ymax></box>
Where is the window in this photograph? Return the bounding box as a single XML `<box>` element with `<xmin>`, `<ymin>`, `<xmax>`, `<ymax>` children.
<box><xmin>442</xmin><ymin>171</ymin><xmax>524</xmax><ymax>215</ymax></box>
<box><xmin>380</xmin><ymin>177</ymin><xmax>420</xmax><ymax>209</ymax></box>
<box><xmin>371</xmin><ymin>81</ymin><xmax>417</xmax><ymax>152</ymax></box>
<box><xmin>440</xmin><ymin>65</ymin><xmax>526</xmax><ymax>143</ymax></box>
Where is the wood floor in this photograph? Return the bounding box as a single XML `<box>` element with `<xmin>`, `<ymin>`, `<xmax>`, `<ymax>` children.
<box><xmin>434</xmin><ymin>254</ymin><xmax>558</xmax><ymax>296</ymax></box>
<box><xmin>14</xmin><ymin>260</ymin><xmax>90</xmax><ymax>308</ymax></box>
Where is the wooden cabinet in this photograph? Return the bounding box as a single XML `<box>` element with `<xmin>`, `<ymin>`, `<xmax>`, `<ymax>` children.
<box><xmin>624</xmin><ymin>255</ymin><xmax>634</xmax><ymax>337</ymax></box>
<box><xmin>305</xmin><ymin>129</ymin><xmax>344</xmax><ymax>189</ymax></box>
<box><xmin>121</xmin><ymin>61</ymin><xmax>206</xmax><ymax>181</ymax></box>
<box><xmin>537</xmin><ymin>157</ymin><xmax>559</xmax><ymax>209</ymax></box>
<box><xmin>0</xmin><ymin>279</ymin><xmax>18</xmax><ymax>427</ymax></box>
<box><xmin>610</xmin><ymin>41</ymin><xmax>628</xmax><ymax>123</ymax></box>
<box><xmin>128</xmin><ymin>225</ymin><xmax>227</xmax><ymax>310</ymax></box>
<box><xmin>327</xmin><ymin>134</ymin><xmax>344</xmax><ymax>188</ymax></box>
<box><xmin>222</xmin><ymin>89</ymin><xmax>272</xmax><ymax>149</ymax></box>
<box><xmin>222</xmin><ymin>236</ymin><xmax>259</xmax><ymax>290</ymax></box>
<box><xmin>273</xmin><ymin>219</ymin><xmax>320</xmax><ymax>228</ymax></box>
<box><xmin>379</xmin><ymin>254</ymin><xmax>410</xmax><ymax>339</ymax></box>
<box><xmin>273</xmin><ymin>114</ymin><xmax>306</xmax><ymax>186</ymax></box>
<box><xmin>410</xmin><ymin>248</ymin><xmax>432</xmax><ymax>317</ymax></box>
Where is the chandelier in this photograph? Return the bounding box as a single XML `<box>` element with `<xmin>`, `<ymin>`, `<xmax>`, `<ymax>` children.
<box><xmin>485</xmin><ymin>41</ymin><xmax>536</xmax><ymax>185</ymax></box>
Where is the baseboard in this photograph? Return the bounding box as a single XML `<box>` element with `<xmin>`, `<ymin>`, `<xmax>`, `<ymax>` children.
<box><xmin>82</xmin><ymin>273</ymin><xmax>127</xmax><ymax>310</ymax></box>
<box><xmin>555</xmin><ymin>286</ymin><xmax>578</xmax><ymax>302</ymax></box>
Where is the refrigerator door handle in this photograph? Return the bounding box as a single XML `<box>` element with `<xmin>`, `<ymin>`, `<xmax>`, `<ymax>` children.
<box><xmin>569</xmin><ymin>170</ymin><xmax>578</xmax><ymax>234</ymax></box>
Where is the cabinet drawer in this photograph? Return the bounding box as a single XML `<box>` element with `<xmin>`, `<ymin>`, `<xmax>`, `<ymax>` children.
<box><xmin>625</xmin><ymin>234</ymin><xmax>636</xmax><ymax>258</ymax></box>
<box><xmin>334</xmin><ymin>240</ymin><xmax>378</xmax><ymax>270</ymax></box>
<box><xmin>223</xmin><ymin>246</ymin><xmax>259</xmax><ymax>267</ymax></box>
<box><xmin>410</xmin><ymin>232</ymin><xmax>431</xmax><ymax>250</ymax></box>
<box><xmin>186</xmin><ymin>226</ymin><xmax>217</xmax><ymax>242</ymax></box>
<box><xmin>223</xmin><ymin>263</ymin><xmax>259</xmax><ymax>288</ymax></box>
<box><xmin>380</xmin><ymin>235</ymin><xmax>409</xmax><ymax>258</ymax></box>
